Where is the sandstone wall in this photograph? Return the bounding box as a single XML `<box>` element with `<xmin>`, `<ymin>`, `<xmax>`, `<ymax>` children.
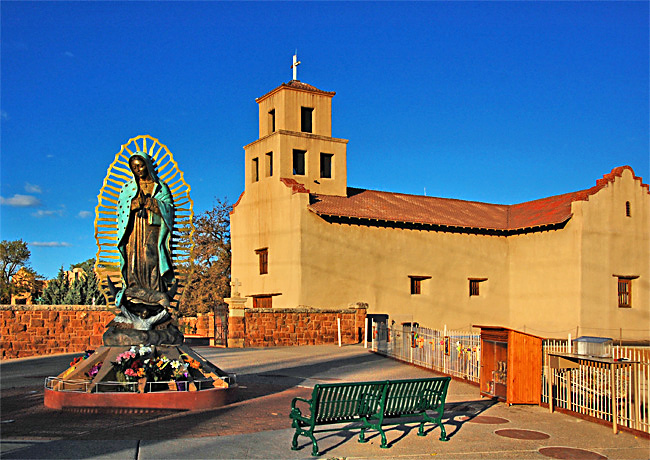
<box><xmin>0</xmin><ymin>306</ymin><xmax>218</xmax><ymax>360</ymax></box>
<box><xmin>233</xmin><ymin>306</ymin><xmax>366</xmax><ymax>347</ymax></box>
<box><xmin>0</xmin><ymin>305</ymin><xmax>114</xmax><ymax>360</ymax></box>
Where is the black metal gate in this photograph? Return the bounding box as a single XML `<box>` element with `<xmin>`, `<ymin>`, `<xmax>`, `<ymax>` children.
<box><xmin>213</xmin><ymin>304</ymin><xmax>228</xmax><ymax>346</ymax></box>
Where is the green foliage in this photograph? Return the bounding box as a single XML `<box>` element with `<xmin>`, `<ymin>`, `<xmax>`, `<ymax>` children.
<box><xmin>40</xmin><ymin>267</ymin><xmax>69</xmax><ymax>305</ymax></box>
<box><xmin>0</xmin><ymin>239</ymin><xmax>32</xmax><ymax>303</ymax></box>
<box><xmin>181</xmin><ymin>198</ymin><xmax>231</xmax><ymax>316</ymax></box>
<box><xmin>39</xmin><ymin>259</ymin><xmax>105</xmax><ymax>305</ymax></box>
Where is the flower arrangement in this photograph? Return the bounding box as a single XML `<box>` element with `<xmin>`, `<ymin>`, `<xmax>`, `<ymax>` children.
<box><xmin>112</xmin><ymin>345</ymin><xmax>190</xmax><ymax>391</ymax></box>
<box><xmin>70</xmin><ymin>349</ymin><xmax>95</xmax><ymax>367</ymax></box>
<box><xmin>86</xmin><ymin>362</ymin><xmax>102</xmax><ymax>379</ymax></box>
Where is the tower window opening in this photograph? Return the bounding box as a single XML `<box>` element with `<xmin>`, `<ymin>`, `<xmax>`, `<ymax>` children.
<box><xmin>320</xmin><ymin>153</ymin><xmax>333</xmax><ymax>179</ymax></box>
<box><xmin>626</xmin><ymin>201</ymin><xmax>631</xmax><ymax>217</ymax></box>
<box><xmin>266</xmin><ymin>152</ymin><xmax>273</xmax><ymax>177</ymax></box>
<box><xmin>252</xmin><ymin>157</ymin><xmax>259</xmax><ymax>182</ymax></box>
<box><xmin>293</xmin><ymin>149</ymin><xmax>306</xmax><ymax>175</ymax></box>
<box><xmin>268</xmin><ymin>109</ymin><xmax>275</xmax><ymax>133</ymax></box>
<box><xmin>301</xmin><ymin>107</ymin><xmax>313</xmax><ymax>133</ymax></box>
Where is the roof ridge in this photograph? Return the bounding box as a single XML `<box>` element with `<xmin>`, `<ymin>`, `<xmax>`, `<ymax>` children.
<box><xmin>309</xmin><ymin>166</ymin><xmax>647</xmax><ymax>232</ymax></box>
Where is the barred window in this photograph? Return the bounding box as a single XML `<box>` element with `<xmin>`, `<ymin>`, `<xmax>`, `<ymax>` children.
<box><xmin>469</xmin><ymin>278</ymin><xmax>487</xmax><ymax>296</ymax></box>
<box><xmin>409</xmin><ymin>276</ymin><xmax>431</xmax><ymax>295</ymax></box>
<box><xmin>618</xmin><ymin>278</ymin><xmax>632</xmax><ymax>308</ymax></box>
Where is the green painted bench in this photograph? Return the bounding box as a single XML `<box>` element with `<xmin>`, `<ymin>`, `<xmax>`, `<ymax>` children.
<box><xmin>290</xmin><ymin>376</ymin><xmax>451</xmax><ymax>456</ymax></box>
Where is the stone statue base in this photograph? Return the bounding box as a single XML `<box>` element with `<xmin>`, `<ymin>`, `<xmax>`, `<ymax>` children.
<box><xmin>102</xmin><ymin>325</ymin><xmax>184</xmax><ymax>346</ymax></box>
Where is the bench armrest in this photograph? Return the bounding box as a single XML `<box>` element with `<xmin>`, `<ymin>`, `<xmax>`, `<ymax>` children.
<box><xmin>290</xmin><ymin>396</ymin><xmax>313</xmax><ymax>420</ymax></box>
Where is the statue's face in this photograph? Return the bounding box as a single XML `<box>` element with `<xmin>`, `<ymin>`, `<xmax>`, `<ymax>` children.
<box><xmin>130</xmin><ymin>157</ymin><xmax>149</xmax><ymax>180</ymax></box>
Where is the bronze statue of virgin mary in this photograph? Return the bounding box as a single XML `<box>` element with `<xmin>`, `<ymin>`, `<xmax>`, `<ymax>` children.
<box><xmin>96</xmin><ymin>136</ymin><xmax>193</xmax><ymax>346</ymax></box>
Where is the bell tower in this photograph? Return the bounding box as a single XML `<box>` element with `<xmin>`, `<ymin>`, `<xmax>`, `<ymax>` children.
<box><xmin>243</xmin><ymin>56</ymin><xmax>348</xmax><ymax>197</ymax></box>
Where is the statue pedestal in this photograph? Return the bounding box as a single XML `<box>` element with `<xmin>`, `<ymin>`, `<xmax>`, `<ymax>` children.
<box><xmin>44</xmin><ymin>343</ymin><xmax>237</xmax><ymax>411</ymax></box>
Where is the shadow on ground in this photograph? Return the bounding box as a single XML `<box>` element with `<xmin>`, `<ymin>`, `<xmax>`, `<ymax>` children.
<box><xmin>1</xmin><ymin>351</ymin><xmax>490</xmax><ymax>458</ymax></box>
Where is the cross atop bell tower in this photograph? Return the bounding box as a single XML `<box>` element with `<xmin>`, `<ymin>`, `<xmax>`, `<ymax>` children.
<box><xmin>291</xmin><ymin>52</ymin><xmax>301</xmax><ymax>81</ymax></box>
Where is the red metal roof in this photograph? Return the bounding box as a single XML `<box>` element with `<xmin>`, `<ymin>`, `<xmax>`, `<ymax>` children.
<box><xmin>307</xmin><ymin>166</ymin><xmax>647</xmax><ymax>232</ymax></box>
<box><xmin>256</xmin><ymin>80</ymin><xmax>335</xmax><ymax>102</ymax></box>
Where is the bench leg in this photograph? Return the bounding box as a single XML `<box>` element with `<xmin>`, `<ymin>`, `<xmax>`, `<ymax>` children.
<box><xmin>438</xmin><ymin>422</ymin><xmax>448</xmax><ymax>442</ymax></box>
<box><xmin>379</xmin><ymin>427</ymin><xmax>388</xmax><ymax>449</ymax></box>
<box><xmin>358</xmin><ymin>427</ymin><xmax>368</xmax><ymax>443</ymax></box>
<box><xmin>291</xmin><ymin>430</ymin><xmax>300</xmax><ymax>451</ymax></box>
<box><xmin>418</xmin><ymin>421</ymin><xmax>427</xmax><ymax>437</ymax></box>
<box><xmin>309</xmin><ymin>435</ymin><xmax>319</xmax><ymax>457</ymax></box>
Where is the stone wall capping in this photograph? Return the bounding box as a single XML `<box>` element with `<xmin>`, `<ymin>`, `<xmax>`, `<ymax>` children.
<box><xmin>0</xmin><ymin>304</ymin><xmax>112</xmax><ymax>312</ymax></box>
<box><xmin>249</xmin><ymin>307</ymin><xmax>359</xmax><ymax>314</ymax></box>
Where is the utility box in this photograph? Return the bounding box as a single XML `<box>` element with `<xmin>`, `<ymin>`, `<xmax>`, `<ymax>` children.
<box><xmin>475</xmin><ymin>326</ymin><xmax>543</xmax><ymax>405</ymax></box>
<box><xmin>573</xmin><ymin>336</ymin><xmax>612</xmax><ymax>358</ymax></box>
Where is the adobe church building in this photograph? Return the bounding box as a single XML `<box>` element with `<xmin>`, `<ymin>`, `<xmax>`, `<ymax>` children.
<box><xmin>230</xmin><ymin>79</ymin><xmax>649</xmax><ymax>341</ymax></box>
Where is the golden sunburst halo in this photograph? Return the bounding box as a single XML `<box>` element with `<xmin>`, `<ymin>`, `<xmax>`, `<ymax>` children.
<box><xmin>94</xmin><ymin>135</ymin><xmax>194</xmax><ymax>309</ymax></box>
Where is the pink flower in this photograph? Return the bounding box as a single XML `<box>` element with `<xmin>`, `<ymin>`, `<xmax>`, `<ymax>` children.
<box><xmin>125</xmin><ymin>368</ymin><xmax>136</xmax><ymax>377</ymax></box>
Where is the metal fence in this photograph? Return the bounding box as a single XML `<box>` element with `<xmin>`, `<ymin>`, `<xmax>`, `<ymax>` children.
<box><xmin>371</xmin><ymin>323</ymin><xmax>480</xmax><ymax>383</ymax></box>
<box><xmin>542</xmin><ymin>340</ymin><xmax>650</xmax><ymax>435</ymax></box>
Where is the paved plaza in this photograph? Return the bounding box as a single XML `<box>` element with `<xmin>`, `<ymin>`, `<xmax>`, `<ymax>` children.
<box><xmin>1</xmin><ymin>344</ymin><xmax>648</xmax><ymax>459</ymax></box>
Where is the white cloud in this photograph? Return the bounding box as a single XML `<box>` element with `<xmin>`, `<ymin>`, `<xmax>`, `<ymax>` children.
<box><xmin>0</xmin><ymin>194</ymin><xmax>41</xmax><ymax>207</ymax></box>
<box><xmin>77</xmin><ymin>211</ymin><xmax>92</xmax><ymax>218</ymax></box>
<box><xmin>32</xmin><ymin>209</ymin><xmax>65</xmax><ymax>218</ymax></box>
<box><xmin>25</xmin><ymin>183</ymin><xmax>42</xmax><ymax>194</ymax></box>
<box><xmin>1</xmin><ymin>111</ymin><xmax>8</xmax><ymax>121</ymax></box>
<box><xmin>63</xmin><ymin>51</ymin><xmax>74</xmax><ymax>58</ymax></box>
<box><xmin>31</xmin><ymin>241</ymin><xmax>72</xmax><ymax>247</ymax></box>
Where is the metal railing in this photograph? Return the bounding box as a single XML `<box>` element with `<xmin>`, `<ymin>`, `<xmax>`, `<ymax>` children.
<box><xmin>371</xmin><ymin>323</ymin><xmax>480</xmax><ymax>383</ymax></box>
<box><xmin>542</xmin><ymin>340</ymin><xmax>650</xmax><ymax>434</ymax></box>
<box><xmin>45</xmin><ymin>375</ymin><xmax>234</xmax><ymax>393</ymax></box>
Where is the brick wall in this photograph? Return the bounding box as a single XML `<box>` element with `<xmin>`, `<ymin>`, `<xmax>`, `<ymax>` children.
<box><xmin>242</xmin><ymin>306</ymin><xmax>366</xmax><ymax>347</ymax></box>
<box><xmin>0</xmin><ymin>305</ymin><xmax>114</xmax><ymax>360</ymax></box>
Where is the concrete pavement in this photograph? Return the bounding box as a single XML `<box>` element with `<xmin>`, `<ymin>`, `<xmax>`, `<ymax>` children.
<box><xmin>1</xmin><ymin>344</ymin><xmax>648</xmax><ymax>459</ymax></box>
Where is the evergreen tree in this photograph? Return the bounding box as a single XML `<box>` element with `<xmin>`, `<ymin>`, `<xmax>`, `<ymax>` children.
<box><xmin>39</xmin><ymin>260</ymin><xmax>106</xmax><ymax>305</ymax></box>
<box><xmin>70</xmin><ymin>259</ymin><xmax>105</xmax><ymax>305</ymax></box>
<box><xmin>40</xmin><ymin>267</ymin><xmax>69</xmax><ymax>305</ymax></box>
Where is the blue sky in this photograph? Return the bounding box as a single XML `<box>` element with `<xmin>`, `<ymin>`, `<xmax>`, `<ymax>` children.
<box><xmin>1</xmin><ymin>1</ymin><xmax>648</xmax><ymax>279</ymax></box>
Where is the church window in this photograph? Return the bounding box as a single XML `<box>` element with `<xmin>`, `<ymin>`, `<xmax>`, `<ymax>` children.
<box><xmin>301</xmin><ymin>107</ymin><xmax>313</xmax><ymax>133</ymax></box>
<box><xmin>253</xmin><ymin>295</ymin><xmax>273</xmax><ymax>308</ymax></box>
<box><xmin>293</xmin><ymin>149</ymin><xmax>306</xmax><ymax>175</ymax></box>
<box><xmin>252</xmin><ymin>157</ymin><xmax>259</xmax><ymax>182</ymax></box>
<box><xmin>409</xmin><ymin>276</ymin><xmax>430</xmax><ymax>295</ymax></box>
<box><xmin>256</xmin><ymin>248</ymin><xmax>268</xmax><ymax>275</ymax></box>
<box><xmin>268</xmin><ymin>109</ymin><xmax>275</xmax><ymax>133</ymax></box>
<box><xmin>617</xmin><ymin>277</ymin><xmax>632</xmax><ymax>308</ymax></box>
<box><xmin>320</xmin><ymin>153</ymin><xmax>333</xmax><ymax>179</ymax></box>
<box><xmin>626</xmin><ymin>201</ymin><xmax>631</xmax><ymax>217</ymax></box>
<box><xmin>469</xmin><ymin>278</ymin><xmax>487</xmax><ymax>296</ymax></box>
<box><xmin>266</xmin><ymin>152</ymin><xmax>273</xmax><ymax>177</ymax></box>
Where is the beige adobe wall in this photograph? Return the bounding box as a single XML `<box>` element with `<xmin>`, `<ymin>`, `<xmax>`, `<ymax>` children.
<box><xmin>298</xmin><ymin>208</ymin><xmax>510</xmax><ymax>332</ymax></box>
<box><xmin>578</xmin><ymin>169</ymin><xmax>650</xmax><ymax>341</ymax></box>
<box><xmin>257</xmin><ymin>88</ymin><xmax>333</xmax><ymax>138</ymax></box>
<box><xmin>230</xmin><ymin>178</ymin><xmax>309</xmax><ymax>308</ymax></box>
<box><xmin>507</xmin><ymin>221</ymin><xmax>582</xmax><ymax>339</ymax></box>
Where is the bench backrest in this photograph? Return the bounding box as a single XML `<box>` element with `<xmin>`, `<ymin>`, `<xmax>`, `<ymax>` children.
<box><xmin>383</xmin><ymin>377</ymin><xmax>451</xmax><ymax>418</ymax></box>
<box><xmin>313</xmin><ymin>381</ymin><xmax>386</xmax><ymax>423</ymax></box>
<box><xmin>311</xmin><ymin>377</ymin><xmax>451</xmax><ymax>423</ymax></box>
